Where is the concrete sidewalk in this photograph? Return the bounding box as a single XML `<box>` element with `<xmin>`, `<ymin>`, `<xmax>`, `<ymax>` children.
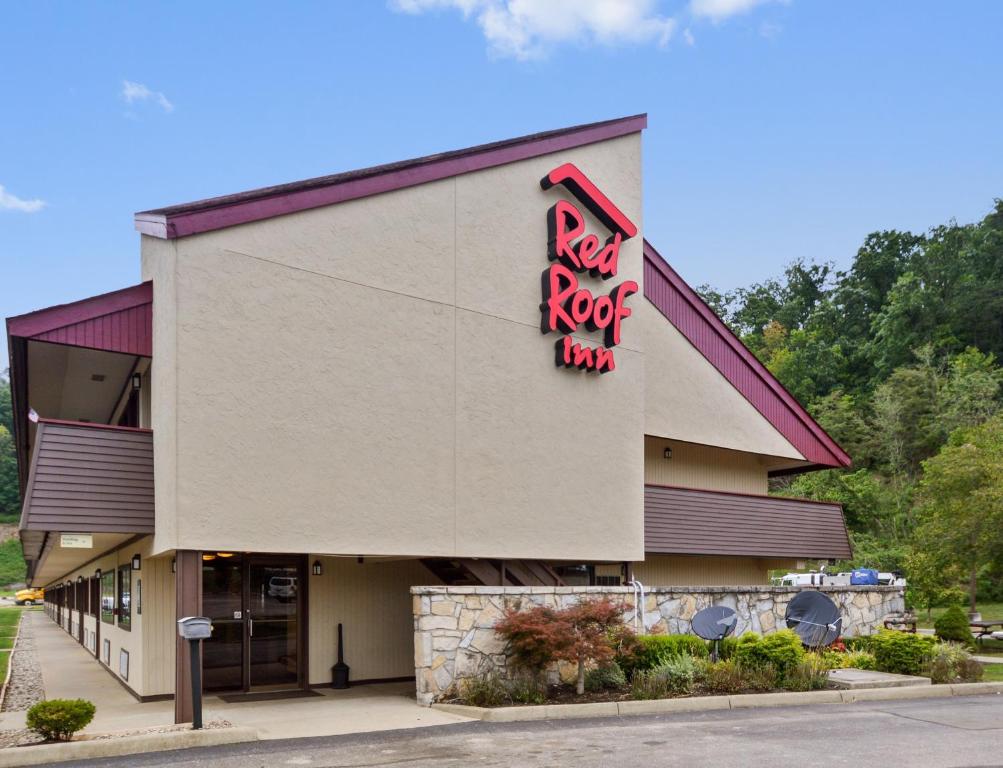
<box><xmin>1</xmin><ymin>612</ymin><xmax>471</xmax><ymax>740</ymax></box>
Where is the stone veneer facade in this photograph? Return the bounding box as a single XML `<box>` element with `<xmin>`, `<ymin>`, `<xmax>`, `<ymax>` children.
<box><xmin>411</xmin><ymin>585</ymin><xmax>905</xmax><ymax>706</ymax></box>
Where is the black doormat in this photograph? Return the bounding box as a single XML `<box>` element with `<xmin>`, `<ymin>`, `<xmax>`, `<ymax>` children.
<box><xmin>217</xmin><ymin>689</ymin><xmax>323</xmax><ymax>703</ymax></box>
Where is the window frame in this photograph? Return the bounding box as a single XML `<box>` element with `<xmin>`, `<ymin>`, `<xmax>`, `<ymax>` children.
<box><xmin>117</xmin><ymin>564</ymin><xmax>132</xmax><ymax>631</ymax></box>
<box><xmin>100</xmin><ymin>570</ymin><xmax>115</xmax><ymax>625</ymax></box>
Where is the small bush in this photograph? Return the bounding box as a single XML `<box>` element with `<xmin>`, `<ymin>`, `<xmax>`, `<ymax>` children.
<box><xmin>585</xmin><ymin>662</ymin><xmax>626</xmax><ymax>693</ymax></box>
<box><xmin>739</xmin><ymin>662</ymin><xmax>778</xmax><ymax>692</ymax></box>
<box><xmin>870</xmin><ymin>630</ymin><xmax>936</xmax><ymax>676</ymax></box>
<box><xmin>733</xmin><ymin>630</ymin><xmax>805</xmax><ymax>678</ymax></box>
<box><xmin>934</xmin><ymin>606</ymin><xmax>974</xmax><ymax>646</ymax></box>
<box><xmin>618</xmin><ymin>634</ymin><xmax>708</xmax><ymax>679</ymax></box>
<box><xmin>700</xmin><ymin>660</ymin><xmax>745</xmax><ymax>695</ymax></box>
<box><xmin>712</xmin><ymin>636</ymin><xmax>739</xmax><ymax>660</ymax></box>
<box><xmin>26</xmin><ymin>699</ymin><xmax>96</xmax><ymax>741</ymax></box>
<box><xmin>839</xmin><ymin>650</ymin><xmax>878</xmax><ymax>670</ymax></box>
<box><xmin>925</xmin><ymin>643</ymin><xmax>984</xmax><ymax>684</ymax></box>
<box><xmin>458</xmin><ymin>674</ymin><xmax>508</xmax><ymax>707</ymax></box>
<box><xmin>843</xmin><ymin>636</ymin><xmax>874</xmax><ymax>653</ymax></box>
<box><xmin>508</xmin><ymin>675</ymin><xmax>548</xmax><ymax>704</ymax></box>
<box><xmin>784</xmin><ymin>653</ymin><xmax>832</xmax><ymax>692</ymax></box>
<box><xmin>631</xmin><ymin>655</ymin><xmax>699</xmax><ymax>699</ymax></box>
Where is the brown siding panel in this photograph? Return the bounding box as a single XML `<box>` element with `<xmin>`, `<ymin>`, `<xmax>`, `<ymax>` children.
<box><xmin>644</xmin><ymin>485</ymin><xmax>851</xmax><ymax>560</ymax></box>
<box><xmin>21</xmin><ymin>422</ymin><xmax>155</xmax><ymax>552</ymax></box>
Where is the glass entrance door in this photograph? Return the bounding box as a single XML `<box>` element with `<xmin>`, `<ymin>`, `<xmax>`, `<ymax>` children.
<box><xmin>201</xmin><ymin>554</ymin><xmax>303</xmax><ymax>692</ymax></box>
<box><xmin>247</xmin><ymin>561</ymin><xmax>300</xmax><ymax>689</ymax></box>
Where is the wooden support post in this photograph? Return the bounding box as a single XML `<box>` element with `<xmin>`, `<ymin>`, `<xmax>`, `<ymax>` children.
<box><xmin>174</xmin><ymin>550</ymin><xmax>202</xmax><ymax>724</ymax></box>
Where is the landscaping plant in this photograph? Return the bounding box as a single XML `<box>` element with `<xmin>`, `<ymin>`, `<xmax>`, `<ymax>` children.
<box><xmin>784</xmin><ymin>653</ymin><xmax>832</xmax><ymax>691</ymax></box>
<box><xmin>458</xmin><ymin>673</ymin><xmax>509</xmax><ymax>707</ymax></box>
<box><xmin>630</xmin><ymin>655</ymin><xmax>699</xmax><ymax>699</ymax></box>
<box><xmin>585</xmin><ymin>662</ymin><xmax>626</xmax><ymax>693</ymax></box>
<box><xmin>699</xmin><ymin>659</ymin><xmax>746</xmax><ymax>695</ymax></box>
<box><xmin>26</xmin><ymin>699</ymin><xmax>96</xmax><ymax>741</ymax></box>
<box><xmin>925</xmin><ymin>642</ymin><xmax>984</xmax><ymax>684</ymax></box>
<box><xmin>618</xmin><ymin>634</ymin><xmax>708</xmax><ymax>679</ymax></box>
<box><xmin>733</xmin><ymin>630</ymin><xmax>805</xmax><ymax>679</ymax></box>
<box><xmin>869</xmin><ymin>630</ymin><xmax>937</xmax><ymax>675</ymax></box>
<box><xmin>934</xmin><ymin>605</ymin><xmax>975</xmax><ymax>646</ymax></box>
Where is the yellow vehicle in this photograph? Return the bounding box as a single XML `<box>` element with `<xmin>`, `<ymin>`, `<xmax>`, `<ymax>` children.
<box><xmin>14</xmin><ymin>588</ymin><xmax>43</xmax><ymax>606</ymax></box>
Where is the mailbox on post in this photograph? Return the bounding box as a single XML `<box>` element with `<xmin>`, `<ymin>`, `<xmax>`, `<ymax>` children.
<box><xmin>177</xmin><ymin>616</ymin><xmax>213</xmax><ymax>729</ymax></box>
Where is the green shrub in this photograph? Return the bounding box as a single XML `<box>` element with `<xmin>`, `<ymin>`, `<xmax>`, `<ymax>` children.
<box><xmin>925</xmin><ymin>643</ymin><xmax>984</xmax><ymax>684</ymax></box>
<box><xmin>585</xmin><ymin>662</ymin><xmax>626</xmax><ymax>693</ymax></box>
<box><xmin>839</xmin><ymin>650</ymin><xmax>878</xmax><ymax>670</ymax></box>
<box><xmin>733</xmin><ymin>630</ymin><xmax>805</xmax><ymax>677</ymax></box>
<box><xmin>934</xmin><ymin>606</ymin><xmax>974</xmax><ymax>646</ymax></box>
<box><xmin>784</xmin><ymin>653</ymin><xmax>832</xmax><ymax>692</ymax></box>
<box><xmin>26</xmin><ymin>699</ymin><xmax>95</xmax><ymax>741</ymax></box>
<box><xmin>709</xmin><ymin>636</ymin><xmax>739</xmax><ymax>660</ymax></box>
<box><xmin>843</xmin><ymin>635</ymin><xmax>874</xmax><ymax>653</ymax></box>
<box><xmin>869</xmin><ymin>630</ymin><xmax>936</xmax><ymax>675</ymax></box>
<box><xmin>630</xmin><ymin>655</ymin><xmax>699</xmax><ymax>699</ymax></box>
<box><xmin>700</xmin><ymin>660</ymin><xmax>745</xmax><ymax>695</ymax></box>
<box><xmin>458</xmin><ymin>674</ymin><xmax>508</xmax><ymax>707</ymax></box>
<box><xmin>618</xmin><ymin>634</ymin><xmax>708</xmax><ymax>678</ymax></box>
<box><xmin>738</xmin><ymin>662</ymin><xmax>778</xmax><ymax>692</ymax></box>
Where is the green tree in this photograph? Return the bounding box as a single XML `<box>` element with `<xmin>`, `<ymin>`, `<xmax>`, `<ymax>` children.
<box><xmin>0</xmin><ymin>426</ymin><xmax>19</xmax><ymax>523</ymax></box>
<box><xmin>912</xmin><ymin>415</ymin><xmax>1003</xmax><ymax>612</ymax></box>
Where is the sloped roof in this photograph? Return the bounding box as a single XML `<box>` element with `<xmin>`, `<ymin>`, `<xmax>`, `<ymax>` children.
<box><xmin>643</xmin><ymin>241</ymin><xmax>851</xmax><ymax>470</ymax></box>
<box><xmin>6</xmin><ymin>281</ymin><xmax>152</xmax><ymax>357</ymax></box>
<box><xmin>135</xmin><ymin>114</ymin><xmax>648</xmax><ymax>239</ymax></box>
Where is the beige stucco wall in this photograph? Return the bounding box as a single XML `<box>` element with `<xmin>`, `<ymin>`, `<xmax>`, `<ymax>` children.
<box><xmin>633</xmin><ymin>553</ymin><xmax>797</xmax><ymax>587</ymax></box>
<box><xmin>308</xmin><ymin>557</ymin><xmax>441</xmax><ymax>684</ymax></box>
<box><xmin>639</xmin><ymin>299</ymin><xmax>805</xmax><ymax>461</ymax></box>
<box><xmin>142</xmin><ymin>134</ymin><xmax>645</xmax><ymax>561</ymax></box>
<box><xmin>643</xmin><ymin>436</ymin><xmax>771</xmax><ymax>494</ymax></box>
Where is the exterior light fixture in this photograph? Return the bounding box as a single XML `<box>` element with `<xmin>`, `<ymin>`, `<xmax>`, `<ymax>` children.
<box><xmin>132</xmin><ymin>373</ymin><xmax>142</xmax><ymax>391</ymax></box>
<box><xmin>216</xmin><ymin>552</ymin><xmax>233</xmax><ymax>558</ymax></box>
<box><xmin>202</xmin><ymin>553</ymin><xmax>216</xmax><ymax>561</ymax></box>
<box><xmin>171</xmin><ymin>558</ymin><xmax>176</xmax><ymax>573</ymax></box>
<box><xmin>95</xmin><ymin>568</ymin><xmax>102</xmax><ymax>579</ymax></box>
<box><xmin>77</xmin><ymin>575</ymin><xmax>84</xmax><ymax>584</ymax></box>
<box><xmin>131</xmin><ymin>554</ymin><xmax>141</xmax><ymax>571</ymax></box>
<box><xmin>312</xmin><ymin>560</ymin><xmax>322</xmax><ymax>576</ymax></box>
<box><xmin>663</xmin><ymin>447</ymin><xmax>672</xmax><ymax>460</ymax></box>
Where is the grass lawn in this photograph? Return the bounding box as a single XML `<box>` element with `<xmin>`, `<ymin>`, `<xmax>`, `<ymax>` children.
<box><xmin>981</xmin><ymin>663</ymin><xmax>1003</xmax><ymax>682</ymax></box>
<box><xmin>0</xmin><ymin>606</ymin><xmax>22</xmax><ymax>635</ymax></box>
<box><xmin>916</xmin><ymin>602</ymin><xmax>1003</xmax><ymax>629</ymax></box>
<box><xmin>0</xmin><ymin>650</ymin><xmax>8</xmax><ymax>684</ymax></box>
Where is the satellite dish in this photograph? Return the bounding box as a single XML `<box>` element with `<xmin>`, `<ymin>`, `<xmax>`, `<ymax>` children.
<box><xmin>785</xmin><ymin>591</ymin><xmax>842</xmax><ymax>647</ymax></box>
<box><xmin>692</xmin><ymin>606</ymin><xmax>738</xmax><ymax>641</ymax></box>
<box><xmin>692</xmin><ymin>606</ymin><xmax>738</xmax><ymax>661</ymax></box>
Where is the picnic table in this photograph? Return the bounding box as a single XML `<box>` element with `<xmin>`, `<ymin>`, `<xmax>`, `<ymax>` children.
<box><xmin>883</xmin><ymin>613</ymin><xmax>917</xmax><ymax>633</ymax></box>
<box><xmin>970</xmin><ymin>619</ymin><xmax>1003</xmax><ymax>644</ymax></box>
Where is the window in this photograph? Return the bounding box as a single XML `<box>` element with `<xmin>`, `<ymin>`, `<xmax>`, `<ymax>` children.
<box><xmin>117</xmin><ymin>565</ymin><xmax>132</xmax><ymax>631</ymax></box>
<box><xmin>100</xmin><ymin>570</ymin><xmax>115</xmax><ymax>624</ymax></box>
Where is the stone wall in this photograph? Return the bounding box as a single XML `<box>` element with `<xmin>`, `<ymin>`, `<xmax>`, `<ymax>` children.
<box><xmin>412</xmin><ymin>585</ymin><xmax>905</xmax><ymax>705</ymax></box>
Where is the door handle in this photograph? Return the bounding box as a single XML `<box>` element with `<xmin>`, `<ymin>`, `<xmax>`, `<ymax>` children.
<box><xmin>248</xmin><ymin>618</ymin><xmax>253</xmax><ymax>637</ymax></box>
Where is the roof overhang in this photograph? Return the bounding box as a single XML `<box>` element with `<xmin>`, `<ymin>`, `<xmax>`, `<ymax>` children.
<box><xmin>134</xmin><ymin>114</ymin><xmax>647</xmax><ymax>239</ymax></box>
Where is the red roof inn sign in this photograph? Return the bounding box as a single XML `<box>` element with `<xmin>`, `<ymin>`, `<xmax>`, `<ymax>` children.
<box><xmin>540</xmin><ymin>164</ymin><xmax>638</xmax><ymax>374</ymax></box>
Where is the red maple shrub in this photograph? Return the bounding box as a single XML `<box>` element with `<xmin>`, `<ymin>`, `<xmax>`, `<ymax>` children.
<box><xmin>494</xmin><ymin>598</ymin><xmax>630</xmax><ymax>695</ymax></box>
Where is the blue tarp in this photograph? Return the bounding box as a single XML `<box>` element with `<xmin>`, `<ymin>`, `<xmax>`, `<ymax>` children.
<box><xmin>851</xmin><ymin>568</ymin><xmax>879</xmax><ymax>585</ymax></box>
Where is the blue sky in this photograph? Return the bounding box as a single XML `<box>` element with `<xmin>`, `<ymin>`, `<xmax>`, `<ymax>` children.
<box><xmin>2</xmin><ymin>1</ymin><xmax>1002</xmax><ymax>366</ymax></box>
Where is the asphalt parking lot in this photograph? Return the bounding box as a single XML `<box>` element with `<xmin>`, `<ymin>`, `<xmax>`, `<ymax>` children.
<box><xmin>60</xmin><ymin>694</ymin><xmax>1003</xmax><ymax>768</ymax></box>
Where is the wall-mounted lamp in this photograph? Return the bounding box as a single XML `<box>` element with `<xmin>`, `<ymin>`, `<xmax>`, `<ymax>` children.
<box><xmin>77</xmin><ymin>575</ymin><xmax>84</xmax><ymax>584</ymax></box>
<box><xmin>357</xmin><ymin>556</ymin><xmax>364</xmax><ymax>565</ymax></box>
<box><xmin>171</xmin><ymin>558</ymin><xmax>176</xmax><ymax>574</ymax></box>
<box><xmin>663</xmin><ymin>446</ymin><xmax>673</xmax><ymax>460</ymax></box>
<box><xmin>131</xmin><ymin>554</ymin><xmax>141</xmax><ymax>571</ymax></box>
<box><xmin>95</xmin><ymin>568</ymin><xmax>102</xmax><ymax>579</ymax></box>
<box><xmin>312</xmin><ymin>560</ymin><xmax>323</xmax><ymax>576</ymax></box>
<box><xmin>132</xmin><ymin>373</ymin><xmax>142</xmax><ymax>391</ymax></box>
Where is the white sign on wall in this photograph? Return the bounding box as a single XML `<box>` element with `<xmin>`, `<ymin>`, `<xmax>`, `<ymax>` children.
<box><xmin>60</xmin><ymin>534</ymin><xmax>93</xmax><ymax>549</ymax></box>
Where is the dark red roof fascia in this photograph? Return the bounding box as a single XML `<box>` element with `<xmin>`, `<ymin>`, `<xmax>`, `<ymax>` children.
<box><xmin>643</xmin><ymin>241</ymin><xmax>851</xmax><ymax>469</ymax></box>
<box><xmin>6</xmin><ymin>281</ymin><xmax>152</xmax><ymax>357</ymax></box>
<box><xmin>135</xmin><ymin>114</ymin><xmax>647</xmax><ymax>239</ymax></box>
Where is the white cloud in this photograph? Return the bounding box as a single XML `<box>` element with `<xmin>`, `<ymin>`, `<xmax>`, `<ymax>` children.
<box><xmin>0</xmin><ymin>185</ymin><xmax>46</xmax><ymax>213</ymax></box>
<box><xmin>683</xmin><ymin>27</ymin><xmax>695</xmax><ymax>46</ymax></box>
<box><xmin>392</xmin><ymin>0</ymin><xmax>676</xmax><ymax>60</ymax></box>
<box><xmin>121</xmin><ymin>80</ymin><xmax>174</xmax><ymax>113</ymax></box>
<box><xmin>689</xmin><ymin>0</ymin><xmax>783</xmax><ymax>22</ymax></box>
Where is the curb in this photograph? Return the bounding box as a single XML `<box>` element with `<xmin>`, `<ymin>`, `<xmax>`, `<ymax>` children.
<box><xmin>431</xmin><ymin>682</ymin><xmax>1003</xmax><ymax>722</ymax></box>
<box><xmin>0</xmin><ymin>612</ymin><xmax>25</xmax><ymax>712</ymax></box>
<box><xmin>0</xmin><ymin>726</ymin><xmax>259</xmax><ymax>767</ymax></box>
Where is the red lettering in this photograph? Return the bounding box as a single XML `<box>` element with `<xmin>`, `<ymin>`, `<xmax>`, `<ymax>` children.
<box><xmin>547</xmin><ymin>200</ymin><xmax>584</xmax><ymax>270</ymax></box>
<box><xmin>594</xmin><ymin>346</ymin><xmax>616</xmax><ymax>373</ymax></box>
<box><xmin>570</xmin><ymin>290</ymin><xmax>594</xmax><ymax>324</ymax></box>
<box><xmin>588</xmin><ymin>295</ymin><xmax>614</xmax><ymax>331</ymax></box>
<box><xmin>605</xmin><ymin>280</ymin><xmax>638</xmax><ymax>348</ymax></box>
<box><xmin>541</xmin><ymin>264</ymin><xmax>578</xmax><ymax>334</ymax></box>
<box><xmin>572</xmin><ymin>344</ymin><xmax>594</xmax><ymax>370</ymax></box>
<box><xmin>592</xmin><ymin>233</ymin><xmax>621</xmax><ymax>279</ymax></box>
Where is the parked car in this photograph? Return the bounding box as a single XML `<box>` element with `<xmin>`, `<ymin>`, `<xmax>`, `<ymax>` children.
<box><xmin>267</xmin><ymin>576</ymin><xmax>297</xmax><ymax>601</ymax></box>
<box><xmin>15</xmin><ymin>588</ymin><xmax>44</xmax><ymax>606</ymax></box>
